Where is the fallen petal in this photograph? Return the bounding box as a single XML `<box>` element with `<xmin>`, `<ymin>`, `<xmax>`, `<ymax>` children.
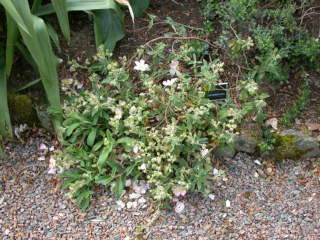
<box><xmin>39</xmin><ymin>143</ymin><xmax>48</xmax><ymax>150</ymax></box>
<box><xmin>174</xmin><ymin>201</ymin><xmax>185</xmax><ymax>213</ymax></box>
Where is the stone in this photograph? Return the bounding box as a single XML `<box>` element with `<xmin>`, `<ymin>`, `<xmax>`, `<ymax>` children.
<box><xmin>35</xmin><ymin>105</ymin><xmax>54</xmax><ymax>133</ymax></box>
<box><xmin>233</xmin><ymin>135</ymin><xmax>258</xmax><ymax>154</ymax></box>
<box><xmin>213</xmin><ymin>144</ymin><xmax>236</xmax><ymax>159</ymax></box>
<box><xmin>273</xmin><ymin>129</ymin><xmax>320</xmax><ymax>160</ymax></box>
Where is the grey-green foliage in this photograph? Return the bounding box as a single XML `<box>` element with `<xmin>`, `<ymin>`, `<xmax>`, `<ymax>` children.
<box><xmin>55</xmin><ymin>43</ymin><xmax>268</xmax><ymax>210</ymax></box>
<box><xmin>202</xmin><ymin>0</ymin><xmax>320</xmax><ymax>84</ymax></box>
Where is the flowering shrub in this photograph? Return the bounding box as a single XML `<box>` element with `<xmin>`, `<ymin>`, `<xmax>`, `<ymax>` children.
<box><xmin>55</xmin><ymin>43</ymin><xmax>267</xmax><ymax>210</ymax></box>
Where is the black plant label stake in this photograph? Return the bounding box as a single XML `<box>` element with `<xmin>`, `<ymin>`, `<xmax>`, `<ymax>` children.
<box><xmin>207</xmin><ymin>82</ymin><xmax>228</xmax><ymax>100</ymax></box>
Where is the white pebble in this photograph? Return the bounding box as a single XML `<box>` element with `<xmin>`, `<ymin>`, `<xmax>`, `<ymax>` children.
<box><xmin>125</xmin><ymin>179</ymin><xmax>132</xmax><ymax>187</ymax></box>
<box><xmin>129</xmin><ymin>193</ymin><xmax>141</xmax><ymax>199</ymax></box>
<box><xmin>208</xmin><ymin>194</ymin><xmax>215</xmax><ymax>200</ymax></box>
<box><xmin>226</xmin><ymin>200</ymin><xmax>231</xmax><ymax>208</ymax></box>
<box><xmin>254</xmin><ymin>160</ymin><xmax>262</xmax><ymax>166</ymax></box>
<box><xmin>116</xmin><ymin>200</ymin><xmax>125</xmax><ymax>209</ymax></box>
<box><xmin>138</xmin><ymin>198</ymin><xmax>146</xmax><ymax>204</ymax></box>
<box><xmin>213</xmin><ymin>168</ymin><xmax>219</xmax><ymax>176</ymax></box>
<box><xmin>127</xmin><ymin>201</ymin><xmax>133</xmax><ymax>208</ymax></box>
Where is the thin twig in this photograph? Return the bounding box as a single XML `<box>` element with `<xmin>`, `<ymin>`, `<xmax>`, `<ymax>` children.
<box><xmin>299</xmin><ymin>6</ymin><xmax>320</xmax><ymax>25</ymax></box>
<box><xmin>171</xmin><ymin>0</ymin><xmax>184</xmax><ymax>6</ymax></box>
<box><xmin>128</xmin><ymin>21</ymin><xmax>204</xmax><ymax>33</ymax></box>
<box><xmin>145</xmin><ymin>36</ymin><xmax>220</xmax><ymax>49</ymax></box>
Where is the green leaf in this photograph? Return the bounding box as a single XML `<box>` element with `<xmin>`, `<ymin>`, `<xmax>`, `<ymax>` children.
<box><xmin>95</xmin><ymin>175</ymin><xmax>115</xmax><ymax>185</ymax></box>
<box><xmin>66</xmin><ymin>122</ymin><xmax>81</xmax><ymax>136</ymax></box>
<box><xmin>12</xmin><ymin>78</ymin><xmax>41</xmax><ymax>93</ymax></box>
<box><xmin>87</xmin><ymin>128</ymin><xmax>97</xmax><ymax>146</ymax></box>
<box><xmin>130</xmin><ymin>0</ymin><xmax>149</xmax><ymax>17</ymax></box>
<box><xmin>0</xmin><ymin>0</ymin><xmax>30</xmax><ymax>34</ymax></box>
<box><xmin>92</xmin><ymin>140</ymin><xmax>103</xmax><ymax>152</ymax></box>
<box><xmin>114</xmin><ymin>177</ymin><xmax>125</xmax><ymax>198</ymax></box>
<box><xmin>117</xmin><ymin>137</ymin><xmax>135</xmax><ymax>145</ymax></box>
<box><xmin>105</xmin><ymin>152</ymin><xmax>122</xmax><ymax>171</ymax></box>
<box><xmin>15</xmin><ymin>42</ymin><xmax>38</xmax><ymax>70</ymax></box>
<box><xmin>52</xmin><ymin>0</ymin><xmax>70</xmax><ymax>40</ymax></box>
<box><xmin>5</xmin><ymin>12</ymin><xmax>18</xmax><ymax>76</ymax></box>
<box><xmin>36</xmin><ymin>0</ymin><xmax>121</xmax><ymax>16</ymax></box>
<box><xmin>93</xmin><ymin>8</ymin><xmax>125</xmax><ymax>51</ymax></box>
<box><xmin>46</xmin><ymin>22</ymin><xmax>62</xmax><ymax>52</ymax></box>
<box><xmin>0</xmin><ymin>47</ymin><xmax>12</xmax><ymax>137</ymax></box>
<box><xmin>97</xmin><ymin>144</ymin><xmax>113</xmax><ymax>172</ymax></box>
<box><xmin>76</xmin><ymin>188</ymin><xmax>94</xmax><ymax>211</ymax></box>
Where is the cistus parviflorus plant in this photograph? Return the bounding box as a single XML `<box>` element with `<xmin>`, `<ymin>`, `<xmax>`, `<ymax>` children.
<box><xmin>50</xmin><ymin>42</ymin><xmax>268</xmax><ymax>210</ymax></box>
<box><xmin>0</xmin><ymin>0</ymin><xmax>149</xmax><ymax>138</ymax></box>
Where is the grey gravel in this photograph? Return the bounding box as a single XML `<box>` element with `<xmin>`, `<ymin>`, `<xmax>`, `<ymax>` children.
<box><xmin>0</xmin><ymin>137</ymin><xmax>319</xmax><ymax>240</ymax></box>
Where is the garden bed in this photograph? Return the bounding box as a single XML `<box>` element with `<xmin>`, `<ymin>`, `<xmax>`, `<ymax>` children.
<box><xmin>1</xmin><ymin>0</ymin><xmax>320</xmax><ymax>239</ymax></box>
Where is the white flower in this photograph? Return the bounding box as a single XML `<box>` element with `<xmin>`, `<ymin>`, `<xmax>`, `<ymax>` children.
<box><xmin>174</xmin><ymin>201</ymin><xmax>185</xmax><ymax>213</ymax></box>
<box><xmin>213</xmin><ymin>168</ymin><xmax>219</xmax><ymax>176</ymax></box>
<box><xmin>134</xmin><ymin>59</ymin><xmax>150</xmax><ymax>72</ymax></box>
<box><xmin>246</xmin><ymin>81</ymin><xmax>258</xmax><ymax>94</ymax></box>
<box><xmin>139</xmin><ymin>163</ymin><xmax>147</xmax><ymax>171</ymax></box>
<box><xmin>38</xmin><ymin>156</ymin><xmax>46</xmax><ymax>161</ymax></box>
<box><xmin>114</xmin><ymin>108</ymin><xmax>123</xmax><ymax>120</ymax></box>
<box><xmin>76</xmin><ymin>82</ymin><xmax>84</xmax><ymax>89</ymax></box>
<box><xmin>130</xmin><ymin>106</ymin><xmax>137</xmax><ymax>113</ymax></box>
<box><xmin>201</xmin><ymin>148</ymin><xmax>209</xmax><ymax>157</ymax></box>
<box><xmin>162</xmin><ymin>78</ymin><xmax>177</xmax><ymax>86</ymax></box>
<box><xmin>169</xmin><ymin>61</ymin><xmax>182</xmax><ymax>76</ymax></box>
<box><xmin>49</xmin><ymin>146</ymin><xmax>55</xmax><ymax>152</ymax></box>
<box><xmin>133</xmin><ymin>146</ymin><xmax>139</xmax><ymax>154</ymax></box>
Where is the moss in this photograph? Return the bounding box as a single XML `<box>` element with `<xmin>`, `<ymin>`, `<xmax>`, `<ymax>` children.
<box><xmin>8</xmin><ymin>94</ymin><xmax>38</xmax><ymax>126</ymax></box>
<box><xmin>272</xmin><ymin>133</ymin><xmax>308</xmax><ymax>161</ymax></box>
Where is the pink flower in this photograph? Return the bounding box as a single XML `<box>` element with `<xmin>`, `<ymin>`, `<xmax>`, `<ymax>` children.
<box><xmin>39</xmin><ymin>143</ymin><xmax>48</xmax><ymax>150</ymax></box>
<box><xmin>173</xmin><ymin>186</ymin><xmax>187</xmax><ymax>197</ymax></box>
<box><xmin>48</xmin><ymin>167</ymin><xmax>56</xmax><ymax>175</ymax></box>
<box><xmin>174</xmin><ymin>201</ymin><xmax>185</xmax><ymax>213</ymax></box>
<box><xmin>48</xmin><ymin>158</ymin><xmax>57</xmax><ymax>175</ymax></box>
<box><xmin>169</xmin><ymin>61</ymin><xmax>182</xmax><ymax>76</ymax></box>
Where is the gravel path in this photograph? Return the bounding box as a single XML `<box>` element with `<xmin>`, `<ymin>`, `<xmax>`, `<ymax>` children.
<box><xmin>1</xmin><ymin>136</ymin><xmax>319</xmax><ymax>240</ymax></box>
